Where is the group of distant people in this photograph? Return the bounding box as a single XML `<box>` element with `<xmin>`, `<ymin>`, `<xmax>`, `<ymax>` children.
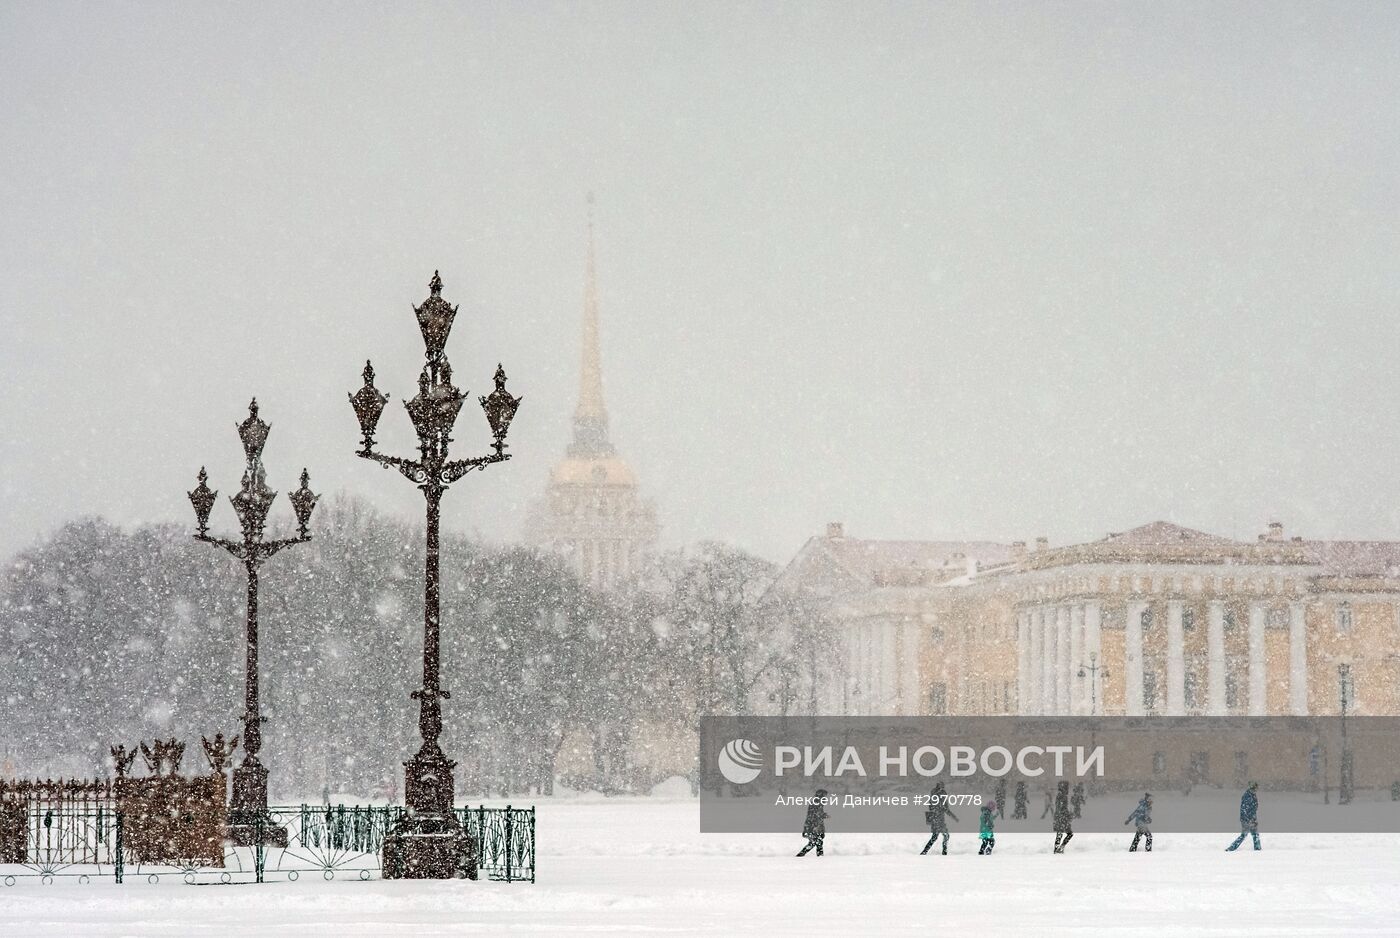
<box><xmin>796</xmin><ymin>781</ymin><xmax>1264</xmax><ymax>857</ymax></box>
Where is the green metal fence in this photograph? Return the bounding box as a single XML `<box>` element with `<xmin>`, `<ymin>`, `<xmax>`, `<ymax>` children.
<box><xmin>0</xmin><ymin>804</ymin><xmax>535</xmax><ymax>886</ymax></box>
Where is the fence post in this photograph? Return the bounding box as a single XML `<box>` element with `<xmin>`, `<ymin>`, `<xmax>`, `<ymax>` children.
<box><xmin>529</xmin><ymin>808</ymin><xmax>535</xmax><ymax>884</ymax></box>
<box><xmin>114</xmin><ymin>810</ymin><xmax>124</xmax><ymax>885</ymax></box>
<box><xmin>255</xmin><ymin>814</ymin><xmax>265</xmax><ymax>884</ymax></box>
<box><xmin>504</xmin><ymin>806</ymin><xmax>513</xmax><ymax>883</ymax></box>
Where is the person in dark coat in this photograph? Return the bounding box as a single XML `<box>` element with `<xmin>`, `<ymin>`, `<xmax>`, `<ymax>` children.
<box><xmin>1125</xmin><ymin>792</ymin><xmax>1153</xmax><ymax>852</ymax></box>
<box><xmin>994</xmin><ymin>778</ymin><xmax>1008</xmax><ymax>819</ymax></box>
<box><xmin>797</xmin><ymin>789</ymin><xmax>829</xmax><ymax>857</ymax></box>
<box><xmin>978</xmin><ymin>802</ymin><xmax>996</xmax><ymax>855</ymax></box>
<box><xmin>1013</xmin><ymin>781</ymin><xmax>1028</xmax><ymax>820</ymax></box>
<box><xmin>1226</xmin><ymin>781</ymin><xmax>1261</xmax><ymax>851</ymax></box>
<box><xmin>1040</xmin><ymin>786</ymin><xmax>1054</xmax><ymax>818</ymax></box>
<box><xmin>1052</xmin><ymin>780</ymin><xmax>1074</xmax><ymax>853</ymax></box>
<box><xmin>1071</xmin><ymin>782</ymin><xmax>1086</xmax><ymax>819</ymax></box>
<box><xmin>920</xmin><ymin>782</ymin><xmax>959</xmax><ymax>855</ymax></box>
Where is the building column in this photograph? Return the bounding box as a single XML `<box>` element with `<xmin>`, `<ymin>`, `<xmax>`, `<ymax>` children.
<box><xmin>883</xmin><ymin>620</ymin><xmax>898</xmax><ymax>715</ymax></box>
<box><xmin>1248</xmin><ymin>602</ymin><xmax>1267</xmax><ymax>716</ymax></box>
<box><xmin>1289</xmin><ymin>601</ymin><xmax>1308</xmax><ymax>715</ymax></box>
<box><xmin>1125</xmin><ymin>600</ymin><xmax>1147</xmax><ymax>716</ymax></box>
<box><xmin>1207</xmin><ymin>600</ymin><xmax>1227</xmax><ymax>715</ymax></box>
<box><xmin>1166</xmin><ymin>600</ymin><xmax>1186</xmax><ymax>716</ymax></box>
<box><xmin>1040</xmin><ymin>607</ymin><xmax>1055</xmax><ymax>714</ymax></box>
<box><xmin>1084</xmin><ymin>601</ymin><xmax>1103</xmax><ymax>714</ymax></box>
<box><xmin>1055</xmin><ymin>606</ymin><xmax>1071</xmax><ymax>713</ymax></box>
<box><xmin>1029</xmin><ymin>608</ymin><xmax>1044</xmax><ymax>716</ymax></box>
<box><xmin>1069</xmin><ymin>604</ymin><xmax>1085</xmax><ymax>714</ymax></box>
<box><xmin>1016</xmin><ymin>611</ymin><xmax>1031</xmax><ymax>715</ymax></box>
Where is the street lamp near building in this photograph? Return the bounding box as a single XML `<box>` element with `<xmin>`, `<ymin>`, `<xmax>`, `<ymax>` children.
<box><xmin>1077</xmin><ymin>651</ymin><xmax>1109</xmax><ymax>716</ymax></box>
<box><xmin>350</xmin><ymin>271</ymin><xmax>521</xmax><ymax>879</ymax></box>
<box><xmin>188</xmin><ymin>399</ymin><xmax>318</xmax><ymax>845</ymax></box>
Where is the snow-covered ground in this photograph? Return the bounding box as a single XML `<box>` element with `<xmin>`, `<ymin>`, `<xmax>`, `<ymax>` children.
<box><xmin>2</xmin><ymin>798</ymin><xmax>1397</xmax><ymax>936</ymax></box>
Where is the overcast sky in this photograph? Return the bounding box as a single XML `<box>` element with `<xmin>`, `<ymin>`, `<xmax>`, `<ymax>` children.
<box><xmin>3</xmin><ymin>2</ymin><xmax>1399</xmax><ymax>564</ymax></box>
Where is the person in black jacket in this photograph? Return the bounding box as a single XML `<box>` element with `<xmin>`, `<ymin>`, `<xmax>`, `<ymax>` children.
<box><xmin>1226</xmin><ymin>782</ymin><xmax>1261</xmax><ymax>852</ymax></box>
<box><xmin>994</xmin><ymin>778</ymin><xmax>1008</xmax><ymax>819</ymax></box>
<box><xmin>1125</xmin><ymin>792</ymin><xmax>1153</xmax><ymax>852</ymax></box>
<box><xmin>1052</xmin><ymin>780</ymin><xmax>1074</xmax><ymax>853</ymax></box>
<box><xmin>920</xmin><ymin>782</ymin><xmax>959</xmax><ymax>855</ymax></box>
<box><xmin>797</xmin><ymin>789</ymin><xmax>829</xmax><ymax>857</ymax></box>
<box><xmin>1012</xmin><ymin>780</ymin><xmax>1028</xmax><ymax>819</ymax></box>
<box><xmin>1071</xmin><ymin>782</ymin><xmax>1086</xmax><ymax>819</ymax></box>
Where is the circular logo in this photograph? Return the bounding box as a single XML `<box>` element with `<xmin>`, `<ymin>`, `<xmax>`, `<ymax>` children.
<box><xmin>717</xmin><ymin>738</ymin><xmax>763</xmax><ymax>785</ymax></box>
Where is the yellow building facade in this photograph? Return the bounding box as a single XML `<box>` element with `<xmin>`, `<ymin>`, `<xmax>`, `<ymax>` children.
<box><xmin>776</xmin><ymin>521</ymin><xmax>1400</xmax><ymax>718</ymax></box>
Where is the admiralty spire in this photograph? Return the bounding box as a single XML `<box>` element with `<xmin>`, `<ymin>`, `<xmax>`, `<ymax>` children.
<box><xmin>527</xmin><ymin>198</ymin><xmax>658</xmax><ymax>590</ymax></box>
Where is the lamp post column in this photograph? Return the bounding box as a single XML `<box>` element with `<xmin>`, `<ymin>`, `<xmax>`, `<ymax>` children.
<box><xmin>188</xmin><ymin>401</ymin><xmax>318</xmax><ymax>847</ymax></box>
<box><xmin>351</xmin><ymin>271</ymin><xmax>522</xmax><ymax>879</ymax></box>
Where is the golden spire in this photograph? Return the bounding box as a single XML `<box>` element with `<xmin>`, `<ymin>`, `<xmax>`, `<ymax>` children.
<box><xmin>576</xmin><ymin>192</ymin><xmax>607</xmax><ymax>426</ymax></box>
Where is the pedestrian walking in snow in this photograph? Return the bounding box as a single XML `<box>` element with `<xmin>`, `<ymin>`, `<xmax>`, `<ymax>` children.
<box><xmin>1013</xmin><ymin>781</ymin><xmax>1028</xmax><ymax>819</ymax></box>
<box><xmin>797</xmin><ymin>789</ymin><xmax>829</xmax><ymax>857</ymax></box>
<box><xmin>1126</xmin><ymin>792</ymin><xmax>1152</xmax><ymax>852</ymax></box>
<box><xmin>1226</xmin><ymin>781</ymin><xmax>1261</xmax><ymax>852</ymax></box>
<box><xmin>995</xmin><ymin>778</ymin><xmax>1007</xmax><ymax>819</ymax></box>
<box><xmin>920</xmin><ymin>782</ymin><xmax>959</xmax><ymax>855</ymax></box>
<box><xmin>1040</xmin><ymin>786</ymin><xmax>1053</xmax><ymax>819</ymax></box>
<box><xmin>1052</xmin><ymin>781</ymin><xmax>1074</xmax><ymax>853</ymax></box>
<box><xmin>1071</xmin><ymin>782</ymin><xmax>1086</xmax><ymax>819</ymax></box>
<box><xmin>978</xmin><ymin>802</ymin><xmax>996</xmax><ymax>854</ymax></box>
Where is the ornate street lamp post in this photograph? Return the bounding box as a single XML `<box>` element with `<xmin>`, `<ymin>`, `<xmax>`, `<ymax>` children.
<box><xmin>349</xmin><ymin>271</ymin><xmax>521</xmax><ymax>879</ymax></box>
<box><xmin>188</xmin><ymin>399</ymin><xmax>318</xmax><ymax>845</ymax></box>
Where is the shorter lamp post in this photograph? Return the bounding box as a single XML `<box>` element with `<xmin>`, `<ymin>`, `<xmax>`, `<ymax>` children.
<box><xmin>189</xmin><ymin>399</ymin><xmax>318</xmax><ymax>845</ymax></box>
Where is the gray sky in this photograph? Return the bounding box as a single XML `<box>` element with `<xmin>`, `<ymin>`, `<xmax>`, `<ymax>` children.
<box><xmin>3</xmin><ymin>1</ymin><xmax>1399</xmax><ymax>564</ymax></box>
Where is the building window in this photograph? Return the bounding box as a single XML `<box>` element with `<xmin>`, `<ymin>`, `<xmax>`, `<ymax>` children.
<box><xmin>1336</xmin><ymin>603</ymin><xmax>1353</xmax><ymax>633</ymax></box>
<box><xmin>1225</xmin><ymin>672</ymin><xmax>1239</xmax><ymax>710</ymax></box>
<box><xmin>1152</xmin><ymin>751</ymin><xmax>1167</xmax><ymax>775</ymax></box>
<box><xmin>1184</xmin><ymin>670</ymin><xmax>1199</xmax><ymax>709</ymax></box>
<box><xmin>929</xmin><ymin>683</ymin><xmax>947</xmax><ymax>715</ymax></box>
<box><xmin>1182</xmin><ymin>606</ymin><xmax>1196</xmax><ymax>631</ymax></box>
<box><xmin>1223</xmin><ymin>607</ymin><xmax>1237</xmax><ymax>632</ymax></box>
<box><xmin>1141</xmin><ymin>607</ymin><xmax>1155</xmax><ymax>631</ymax></box>
<box><xmin>1267</xmin><ymin>606</ymin><xmax>1289</xmax><ymax>630</ymax></box>
<box><xmin>1143</xmin><ymin>668</ymin><xmax>1159</xmax><ymax>711</ymax></box>
<box><xmin>930</xmin><ymin>625</ymin><xmax>944</xmax><ymax>644</ymax></box>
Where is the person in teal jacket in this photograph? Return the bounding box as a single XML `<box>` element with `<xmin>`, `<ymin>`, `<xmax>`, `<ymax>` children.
<box><xmin>978</xmin><ymin>801</ymin><xmax>996</xmax><ymax>854</ymax></box>
<box><xmin>1125</xmin><ymin>792</ymin><xmax>1153</xmax><ymax>852</ymax></box>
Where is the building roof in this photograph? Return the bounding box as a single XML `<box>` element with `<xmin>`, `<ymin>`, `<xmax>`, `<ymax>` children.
<box><xmin>1100</xmin><ymin>521</ymin><xmax>1236</xmax><ymax>546</ymax></box>
<box><xmin>1300</xmin><ymin>541</ymin><xmax>1400</xmax><ymax>577</ymax></box>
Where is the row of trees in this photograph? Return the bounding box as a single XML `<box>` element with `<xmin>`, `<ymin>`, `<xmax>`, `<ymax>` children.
<box><xmin>0</xmin><ymin>496</ymin><xmax>834</xmax><ymax>798</ymax></box>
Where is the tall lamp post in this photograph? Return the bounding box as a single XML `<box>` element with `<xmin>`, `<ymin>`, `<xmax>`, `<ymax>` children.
<box><xmin>349</xmin><ymin>271</ymin><xmax>521</xmax><ymax>879</ymax></box>
<box><xmin>188</xmin><ymin>399</ymin><xmax>318</xmax><ymax>845</ymax></box>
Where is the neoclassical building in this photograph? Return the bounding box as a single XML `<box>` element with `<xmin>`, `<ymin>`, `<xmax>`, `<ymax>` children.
<box><xmin>526</xmin><ymin>208</ymin><xmax>658</xmax><ymax>591</ymax></box>
<box><xmin>775</xmin><ymin>520</ymin><xmax>1400</xmax><ymax>718</ymax></box>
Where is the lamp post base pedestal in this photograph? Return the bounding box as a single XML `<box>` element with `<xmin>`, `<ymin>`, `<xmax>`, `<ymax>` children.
<box><xmin>382</xmin><ymin>748</ymin><xmax>478</xmax><ymax>880</ymax></box>
<box><xmin>382</xmin><ymin>815</ymin><xmax>477</xmax><ymax>880</ymax></box>
<box><xmin>227</xmin><ymin>761</ymin><xmax>288</xmax><ymax>847</ymax></box>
